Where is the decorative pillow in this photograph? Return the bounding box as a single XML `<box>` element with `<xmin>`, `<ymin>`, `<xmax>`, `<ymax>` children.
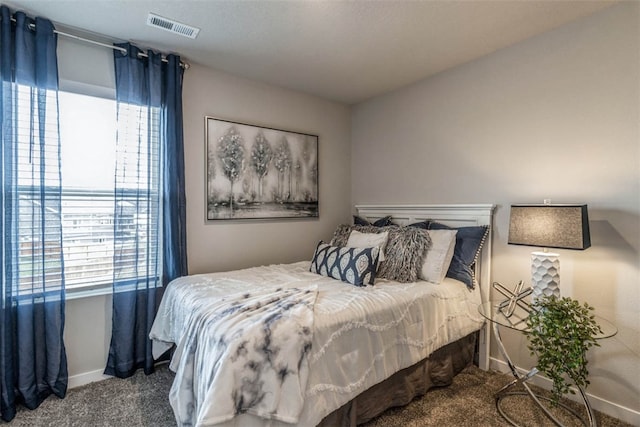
<box><xmin>379</xmin><ymin>227</ymin><xmax>431</xmax><ymax>283</ymax></box>
<box><xmin>419</xmin><ymin>229</ymin><xmax>457</xmax><ymax>284</ymax></box>
<box><xmin>407</xmin><ymin>220</ymin><xmax>431</xmax><ymax>229</ymax></box>
<box><xmin>309</xmin><ymin>241</ymin><xmax>380</xmax><ymax>286</ymax></box>
<box><xmin>427</xmin><ymin>222</ymin><xmax>490</xmax><ymax>289</ymax></box>
<box><xmin>346</xmin><ymin>230</ymin><xmax>389</xmax><ymax>262</ymax></box>
<box><xmin>353</xmin><ymin>215</ymin><xmax>394</xmax><ymax>227</ymax></box>
<box><xmin>389</xmin><ymin>220</ymin><xmax>431</xmax><ymax>229</ymax></box>
<box><xmin>330</xmin><ymin>223</ymin><xmax>358</xmax><ymax>247</ymax></box>
<box><xmin>330</xmin><ymin>224</ymin><xmax>431</xmax><ymax>283</ymax></box>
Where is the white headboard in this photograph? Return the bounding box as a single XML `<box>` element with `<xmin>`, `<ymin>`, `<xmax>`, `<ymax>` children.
<box><xmin>355</xmin><ymin>204</ymin><xmax>495</xmax><ymax>370</ymax></box>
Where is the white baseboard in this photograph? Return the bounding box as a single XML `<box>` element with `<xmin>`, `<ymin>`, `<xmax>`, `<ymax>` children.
<box><xmin>68</xmin><ymin>360</ymin><xmax>170</xmax><ymax>389</ymax></box>
<box><xmin>490</xmin><ymin>357</ymin><xmax>640</xmax><ymax>426</ymax></box>
<box><xmin>68</xmin><ymin>369</ymin><xmax>112</xmax><ymax>389</ymax></box>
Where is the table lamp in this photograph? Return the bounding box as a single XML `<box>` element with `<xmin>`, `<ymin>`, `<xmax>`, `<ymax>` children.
<box><xmin>508</xmin><ymin>203</ymin><xmax>591</xmax><ymax>301</ymax></box>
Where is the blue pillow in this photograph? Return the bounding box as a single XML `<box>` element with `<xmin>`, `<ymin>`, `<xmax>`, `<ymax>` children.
<box><xmin>353</xmin><ymin>215</ymin><xmax>393</xmax><ymax>227</ymax></box>
<box><xmin>309</xmin><ymin>241</ymin><xmax>380</xmax><ymax>286</ymax></box>
<box><xmin>406</xmin><ymin>220</ymin><xmax>431</xmax><ymax>229</ymax></box>
<box><xmin>427</xmin><ymin>222</ymin><xmax>490</xmax><ymax>289</ymax></box>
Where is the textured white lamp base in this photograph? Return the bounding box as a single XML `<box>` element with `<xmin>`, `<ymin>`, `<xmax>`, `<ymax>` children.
<box><xmin>531</xmin><ymin>251</ymin><xmax>560</xmax><ymax>300</ymax></box>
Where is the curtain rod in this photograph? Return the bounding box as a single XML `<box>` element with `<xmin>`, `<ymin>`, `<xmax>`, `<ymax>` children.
<box><xmin>13</xmin><ymin>18</ymin><xmax>190</xmax><ymax>69</ymax></box>
<box><xmin>56</xmin><ymin>29</ymin><xmax>190</xmax><ymax>70</ymax></box>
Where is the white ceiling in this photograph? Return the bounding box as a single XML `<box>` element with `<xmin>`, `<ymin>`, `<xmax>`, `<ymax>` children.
<box><xmin>8</xmin><ymin>0</ymin><xmax>615</xmax><ymax>105</ymax></box>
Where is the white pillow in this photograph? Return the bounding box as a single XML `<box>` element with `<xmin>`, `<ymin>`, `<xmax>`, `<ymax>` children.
<box><xmin>419</xmin><ymin>229</ymin><xmax>457</xmax><ymax>284</ymax></box>
<box><xmin>346</xmin><ymin>230</ymin><xmax>389</xmax><ymax>262</ymax></box>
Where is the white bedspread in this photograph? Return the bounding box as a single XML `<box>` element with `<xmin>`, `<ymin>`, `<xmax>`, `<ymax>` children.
<box><xmin>150</xmin><ymin>261</ymin><xmax>484</xmax><ymax>427</ymax></box>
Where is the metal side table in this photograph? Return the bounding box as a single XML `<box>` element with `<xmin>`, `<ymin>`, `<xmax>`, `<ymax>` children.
<box><xmin>478</xmin><ymin>301</ymin><xmax>617</xmax><ymax>427</ymax></box>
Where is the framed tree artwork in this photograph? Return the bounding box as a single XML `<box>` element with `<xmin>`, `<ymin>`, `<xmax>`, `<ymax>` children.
<box><xmin>205</xmin><ymin>117</ymin><xmax>319</xmax><ymax>220</ymax></box>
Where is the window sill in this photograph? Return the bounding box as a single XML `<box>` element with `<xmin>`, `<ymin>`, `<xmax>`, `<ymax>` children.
<box><xmin>65</xmin><ymin>279</ymin><xmax>163</xmax><ymax>301</ymax></box>
<box><xmin>66</xmin><ymin>285</ymin><xmax>114</xmax><ymax>301</ymax></box>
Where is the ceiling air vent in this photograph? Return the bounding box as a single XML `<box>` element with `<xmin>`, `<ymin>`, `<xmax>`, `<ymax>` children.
<box><xmin>146</xmin><ymin>13</ymin><xmax>200</xmax><ymax>39</ymax></box>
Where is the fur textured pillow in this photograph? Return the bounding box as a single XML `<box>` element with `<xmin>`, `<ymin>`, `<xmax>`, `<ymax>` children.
<box><xmin>331</xmin><ymin>224</ymin><xmax>431</xmax><ymax>283</ymax></box>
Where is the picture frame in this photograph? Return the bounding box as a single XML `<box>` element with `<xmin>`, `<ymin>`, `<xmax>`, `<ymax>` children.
<box><xmin>205</xmin><ymin>117</ymin><xmax>319</xmax><ymax>220</ymax></box>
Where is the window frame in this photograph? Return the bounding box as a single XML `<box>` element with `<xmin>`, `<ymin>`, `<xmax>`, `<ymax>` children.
<box><xmin>13</xmin><ymin>85</ymin><xmax>162</xmax><ymax>300</ymax></box>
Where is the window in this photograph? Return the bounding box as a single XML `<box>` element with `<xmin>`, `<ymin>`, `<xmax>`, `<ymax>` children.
<box><xmin>16</xmin><ymin>89</ymin><xmax>160</xmax><ymax>295</ymax></box>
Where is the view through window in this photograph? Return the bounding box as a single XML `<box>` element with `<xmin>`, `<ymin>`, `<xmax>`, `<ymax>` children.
<box><xmin>17</xmin><ymin>90</ymin><xmax>160</xmax><ymax>294</ymax></box>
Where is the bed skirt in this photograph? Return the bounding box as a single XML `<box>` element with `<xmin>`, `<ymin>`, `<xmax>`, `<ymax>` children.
<box><xmin>318</xmin><ymin>331</ymin><xmax>478</xmax><ymax>426</ymax></box>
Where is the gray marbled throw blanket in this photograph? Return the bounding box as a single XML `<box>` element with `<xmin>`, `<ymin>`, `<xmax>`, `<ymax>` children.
<box><xmin>168</xmin><ymin>285</ymin><xmax>318</xmax><ymax>426</ymax></box>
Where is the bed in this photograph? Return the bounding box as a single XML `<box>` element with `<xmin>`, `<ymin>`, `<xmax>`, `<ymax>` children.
<box><xmin>150</xmin><ymin>204</ymin><xmax>495</xmax><ymax>426</ymax></box>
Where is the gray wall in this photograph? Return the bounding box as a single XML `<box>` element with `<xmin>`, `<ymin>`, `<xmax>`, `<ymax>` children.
<box><xmin>183</xmin><ymin>64</ymin><xmax>351</xmax><ymax>275</ymax></box>
<box><xmin>351</xmin><ymin>2</ymin><xmax>639</xmax><ymax>419</ymax></box>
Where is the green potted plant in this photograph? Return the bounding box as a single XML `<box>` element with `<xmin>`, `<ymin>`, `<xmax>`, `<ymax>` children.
<box><xmin>525</xmin><ymin>295</ymin><xmax>603</xmax><ymax>405</ymax></box>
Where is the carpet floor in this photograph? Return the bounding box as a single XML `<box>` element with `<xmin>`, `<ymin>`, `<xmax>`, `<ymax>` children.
<box><xmin>7</xmin><ymin>364</ymin><xmax>633</xmax><ymax>427</ymax></box>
